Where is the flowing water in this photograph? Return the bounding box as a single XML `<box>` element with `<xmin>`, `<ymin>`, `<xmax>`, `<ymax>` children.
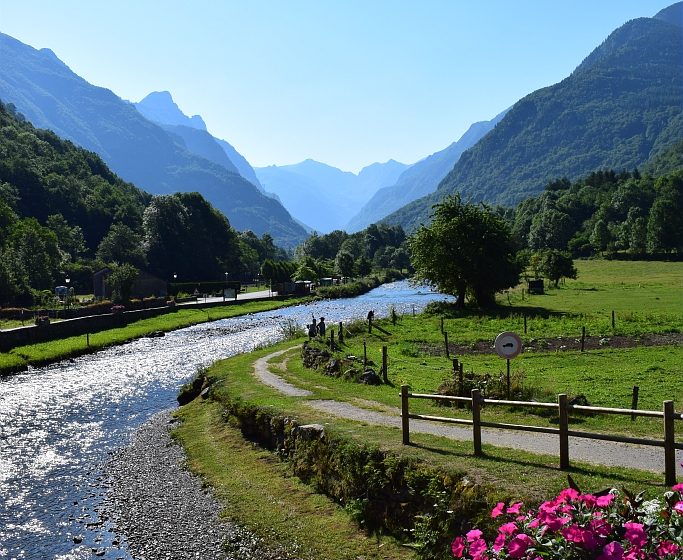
<box><xmin>0</xmin><ymin>281</ymin><xmax>451</xmax><ymax>559</ymax></box>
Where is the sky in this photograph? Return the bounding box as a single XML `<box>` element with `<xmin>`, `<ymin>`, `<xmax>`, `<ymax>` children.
<box><xmin>0</xmin><ymin>0</ymin><xmax>675</xmax><ymax>173</ymax></box>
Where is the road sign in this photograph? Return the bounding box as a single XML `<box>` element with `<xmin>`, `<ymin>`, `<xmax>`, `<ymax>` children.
<box><xmin>494</xmin><ymin>331</ymin><xmax>523</xmax><ymax>359</ymax></box>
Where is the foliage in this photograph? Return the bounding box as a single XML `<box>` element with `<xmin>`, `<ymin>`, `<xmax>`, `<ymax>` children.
<box><xmin>450</xmin><ymin>484</ymin><xmax>683</xmax><ymax>559</ymax></box>
<box><xmin>107</xmin><ymin>263</ymin><xmax>139</xmax><ymax>303</ymax></box>
<box><xmin>409</xmin><ymin>195</ymin><xmax>521</xmax><ymax>308</ymax></box>
<box><xmin>536</xmin><ymin>249</ymin><xmax>578</xmax><ymax>287</ymax></box>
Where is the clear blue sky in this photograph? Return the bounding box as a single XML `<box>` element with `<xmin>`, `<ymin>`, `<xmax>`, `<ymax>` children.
<box><xmin>0</xmin><ymin>0</ymin><xmax>675</xmax><ymax>172</ymax></box>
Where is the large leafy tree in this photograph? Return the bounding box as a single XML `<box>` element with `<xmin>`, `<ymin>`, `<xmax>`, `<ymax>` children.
<box><xmin>409</xmin><ymin>195</ymin><xmax>521</xmax><ymax>308</ymax></box>
<box><xmin>537</xmin><ymin>249</ymin><xmax>578</xmax><ymax>287</ymax></box>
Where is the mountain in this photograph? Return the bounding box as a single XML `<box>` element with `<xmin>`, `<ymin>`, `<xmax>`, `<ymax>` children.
<box><xmin>0</xmin><ymin>33</ymin><xmax>304</xmax><ymax>247</ymax></box>
<box><xmin>346</xmin><ymin>109</ymin><xmax>507</xmax><ymax>231</ymax></box>
<box><xmin>135</xmin><ymin>91</ymin><xmax>264</xmax><ymax>190</ymax></box>
<box><xmin>383</xmin><ymin>3</ymin><xmax>683</xmax><ymax>232</ymax></box>
<box><xmin>255</xmin><ymin>159</ymin><xmax>409</xmax><ymax>233</ymax></box>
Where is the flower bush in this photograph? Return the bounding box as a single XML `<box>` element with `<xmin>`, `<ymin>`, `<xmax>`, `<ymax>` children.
<box><xmin>451</xmin><ymin>483</ymin><xmax>683</xmax><ymax>559</ymax></box>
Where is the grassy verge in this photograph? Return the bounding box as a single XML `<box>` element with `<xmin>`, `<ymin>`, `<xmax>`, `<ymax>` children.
<box><xmin>174</xmin><ymin>398</ymin><xmax>417</xmax><ymax>560</ymax></box>
<box><xmin>1</xmin><ymin>297</ymin><xmax>308</xmax><ymax>375</ymax></box>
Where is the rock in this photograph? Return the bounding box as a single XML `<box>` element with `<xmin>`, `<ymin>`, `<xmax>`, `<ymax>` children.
<box><xmin>599</xmin><ymin>337</ymin><xmax>610</xmax><ymax>346</ymax></box>
<box><xmin>359</xmin><ymin>369</ymin><xmax>381</xmax><ymax>385</ymax></box>
<box><xmin>73</xmin><ymin>535</ymin><xmax>83</xmax><ymax>544</ymax></box>
<box><xmin>325</xmin><ymin>359</ymin><xmax>340</xmax><ymax>376</ymax></box>
<box><xmin>294</xmin><ymin>424</ymin><xmax>326</xmax><ymax>441</ymax></box>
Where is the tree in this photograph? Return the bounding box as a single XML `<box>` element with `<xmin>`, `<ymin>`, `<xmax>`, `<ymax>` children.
<box><xmin>408</xmin><ymin>195</ymin><xmax>521</xmax><ymax>308</ymax></box>
<box><xmin>334</xmin><ymin>250</ymin><xmax>355</xmax><ymax>277</ymax></box>
<box><xmin>537</xmin><ymin>250</ymin><xmax>577</xmax><ymax>287</ymax></box>
<box><xmin>107</xmin><ymin>263</ymin><xmax>139</xmax><ymax>303</ymax></box>
<box><xmin>97</xmin><ymin>222</ymin><xmax>146</xmax><ymax>267</ymax></box>
<box><xmin>646</xmin><ymin>172</ymin><xmax>683</xmax><ymax>253</ymax></box>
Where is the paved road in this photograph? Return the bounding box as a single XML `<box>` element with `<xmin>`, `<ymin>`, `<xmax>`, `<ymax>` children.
<box><xmin>253</xmin><ymin>348</ymin><xmax>683</xmax><ymax>478</ymax></box>
<box><xmin>179</xmin><ymin>289</ymin><xmax>276</xmax><ymax>306</ymax></box>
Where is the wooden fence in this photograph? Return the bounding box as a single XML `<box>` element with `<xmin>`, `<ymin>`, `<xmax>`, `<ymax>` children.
<box><xmin>400</xmin><ymin>386</ymin><xmax>683</xmax><ymax>485</ymax></box>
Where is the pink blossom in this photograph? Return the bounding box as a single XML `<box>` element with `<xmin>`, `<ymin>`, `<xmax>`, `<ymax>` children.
<box><xmin>506</xmin><ymin>502</ymin><xmax>523</xmax><ymax>515</ymax></box>
<box><xmin>673</xmin><ymin>500</ymin><xmax>683</xmax><ymax>514</ymax></box>
<box><xmin>558</xmin><ymin>488</ymin><xmax>580</xmax><ymax>502</ymax></box>
<box><xmin>451</xmin><ymin>536</ymin><xmax>465</xmax><ymax>558</ymax></box>
<box><xmin>469</xmin><ymin>537</ymin><xmax>487</xmax><ymax>558</ymax></box>
<box><xmin>597</xmin><ymin>541</ymin><xmax>624</xmax><ymax>560</ymax></box>
<box><xmin>491</xmin><ymin>502</ymin><xmax>505</xmax><ymax>518</ymax></box>
<box><xmin>498</xmin><ymin>522</ymin><xmax>517</xmax><ymax>535</ymax></box>
<box><xmin>466</xmin><ymin>529</ymin><xmax>483</xmax><ymax>542</ymax></box>
<box><xmin>596</xmin><ymin>494</ymin><xmax>615</xmax><ymax>507</ymax></box>
<box><xmin>508</xmin><ymin>533</ymin><xmax>533</xmax><ymax>559</ymax></box>
<box><xmin>657</xmin><ymin>540</ymin><xmax>679</xmax><ymax>556</ymax></box>
<box><xmin>623</xmin><ymin>522</ymin><xmax>647</xmax><ymax>548</ymax></box>
<box><xmin>672</xmin><ymin>483</ymin><xmax>683</xmax><ymax>492</ymax></box>
<box><xmin>493</xmin><ymin>533</ymin><xmax>506</xmax><ymax>552</ymax></box>
<box><xmin>580</xmin><ymin>493</ymin><xmax>597</xmax><ymax>507</ymax></box>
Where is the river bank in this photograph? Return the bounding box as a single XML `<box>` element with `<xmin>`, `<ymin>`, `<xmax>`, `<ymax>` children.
<box><xmin>102</xmin><ymin>410</ymin><xmax>295</xmax><ymax>560</ymax></box>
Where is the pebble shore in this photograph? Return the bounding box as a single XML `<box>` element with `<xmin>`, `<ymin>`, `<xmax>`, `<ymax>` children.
<box><xmin>102</xmin><ymin>410</ymin><xmax>295</xmax><ymax>560</ymax></box>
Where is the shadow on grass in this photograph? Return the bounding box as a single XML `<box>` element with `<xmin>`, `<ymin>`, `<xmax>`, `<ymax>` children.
<box><xmin>424</xmin><ymin>301</ymin><xmax>572</xmax><ymax>320</ymax></box>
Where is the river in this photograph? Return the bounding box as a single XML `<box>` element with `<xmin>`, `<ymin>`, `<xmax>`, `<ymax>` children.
<box><xmin>0</xmin><ymin>281</ymin><xmax>451</xmax><ymax>559</ymax></box>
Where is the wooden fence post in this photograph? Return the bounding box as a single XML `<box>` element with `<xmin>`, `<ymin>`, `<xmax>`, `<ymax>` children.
<box><xmin>444</xmin><ymin>331</ymin><xmax>450</xmax><ymax>359</ymax></box>
<box><xmin>664</xmin><ymin>400</ymin><xmax>676</xmax><ymax>486</ymax></box>
<box><xmin>471</xmin><ymin>389</ymin><xmax>482</xmax><ymax>456</ymax></box>
<box><xmin>631</xmin><ymin>386</ymin><xmax>639</xmax><ymax>421</ymax></box>
<box><xmin>382</xmin><ymin>345</ymin><xmax>388</xmax><ymax>383</ymax></box>
<box><xmin>368</xmin><ymin>314</ymin><xmax>373</xmax><ymax>333</ymax></box>
<box><xmin>401</xmin><ymin>385</ymin><xmax>410</xmax><ymax>444</ymax></box>
<box><xmin>558</xmin><ymin>394</ymin><xmax>569</xmax><ymax>470</ymax></box>
<box><xmin>524</xmin><ymin>315</ymin><xmax>527</xmax><ymax>334</ymax></box>
<box><xmin>611</xmin><ymin>310</ymin><xmax>616</xmax><ymax>329</ymax></box>
<box><xmin>338</xmin><ymin>321</ymin><xmax>343</xmax><ymax>344</ymax></box>
<box><xmin>363</xmin><ymin>338</ymin><xmax>367</xmax><ymax>367</ymax></box>
<box><xmin>330</xmin><ymin>329</ymin><xmax>335</xmax><ymax>351</ymax></box>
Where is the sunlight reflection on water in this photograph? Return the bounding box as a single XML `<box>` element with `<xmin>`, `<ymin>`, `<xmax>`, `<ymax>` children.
<box><xmin>0</xmin><ymin>281</ymin><xmax>451</xmax><ymax>558</ymax></box>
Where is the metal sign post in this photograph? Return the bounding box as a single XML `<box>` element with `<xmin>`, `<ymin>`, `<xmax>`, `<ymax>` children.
<box><xmin>494</xmin><ymin>331</ymin><xmax>523</xmax><ymax>399</ymax></box>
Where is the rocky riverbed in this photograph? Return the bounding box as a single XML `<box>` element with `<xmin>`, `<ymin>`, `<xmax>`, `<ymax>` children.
<box><xmin>101</xmin><ymin>411</ymin><xmax>296</xmax><ymax>560</ymax></box>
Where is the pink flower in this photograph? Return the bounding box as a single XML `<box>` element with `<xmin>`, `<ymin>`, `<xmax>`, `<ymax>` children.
<box><xmin>508</xmin><ymin>533</ymin><xmax>533</xmax><ymax>559</ymax></box>
<box><xmin>466</xmin><ymin>529</ymin><xmax>483</xmax><ymax>542</ymax></box>
<box><xmin>493</xmin><ymin>533</ymin><xmax>506</xmax><ymax>552</ymax></box>
<box><xmin>580</xmin><ymin>493</ymin><xmax>597</xmax><ymax>507</ymax></box>
<box><xmin>672</xmin><ymin>483</ymin><xmax>683</xmax><ymax>492</ymax></box>
<box><xmin>558</xmin><ymin>488</ymin><xmax>580</xmax><ymax>502</ymax></box>
<box><xmin>596</xmin><ymin>494</ymin><xmax>615</xmax><ymax>507</ymax></box>
<box><xmin>491</xmin><ymin>502</ymin><xmax>505</xmax><ymax>518</ymax></box>
<box><xmin>623</xmin><ymin>522</ymin><xmax>646</xmax><ymax>548</ymax></box>
<box><xmin>469</xmin><ymin>538</ymin><xmax>487</xmax><ymax>558</ymax></box>
<box><xmin>451</xmin><ymin>536</ymin><xmax>465</xmax><ymax>558</ymax></box>
<box><xmin>673</xmin><ymin>500</ymin><xmax>683</xmax><ymax>514</ymax></box>
<box><xmin>498</xmin><ymin>522</ymin><xmax>517</xmax><ymax>535</ymax></box>
<box><xmin>597</xmin><ymin>541</ymin><xmax>624</xmax><ymax>560</ymax></box>
<box><xmin>657</xmin><ymin>540</ymin><xmax>679</xmax><ymax>556</ymax></box>
<box><xmin>506</xmin><ymin>502</ymin><xmax>523</xmax><ymax>515</ymax></box>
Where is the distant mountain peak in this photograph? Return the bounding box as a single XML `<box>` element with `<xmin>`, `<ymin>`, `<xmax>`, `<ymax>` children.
<box><xmin>654</xmin><ymin>1</ymin><xmax>682</xmax><ymax>27</ymax></box>
<box><xmin>135</xmin><ymin>91</ymin><xmax>207</xmax><ymax>131</ymax></box>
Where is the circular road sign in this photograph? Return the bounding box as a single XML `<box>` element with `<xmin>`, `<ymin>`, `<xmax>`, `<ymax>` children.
<box><xmin>494</xmin><ymin>331</ymin><xmax>523</xmax><ymax>359</ymax></box>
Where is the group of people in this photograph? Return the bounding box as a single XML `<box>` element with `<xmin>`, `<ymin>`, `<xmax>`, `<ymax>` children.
<box><xmin>307</xmin><ymin>316</ymin><xmax>326</xmax><ymax>339</ymax></box>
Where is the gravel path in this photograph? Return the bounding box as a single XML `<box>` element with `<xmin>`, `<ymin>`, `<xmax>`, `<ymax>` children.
<box><xmin>102</xmin><ymin>411</ymin><xmax>295</xmax><ymax>560</ymax></box>
<box><xmin>255</xmin><ymin>349</ymin><xmax>683</xmax><ymax>476</ymax></box>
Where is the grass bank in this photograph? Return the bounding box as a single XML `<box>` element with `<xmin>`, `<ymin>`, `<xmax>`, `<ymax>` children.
<box><xmin>0</xmin><ymin>297</ymin><xmax>309</xmax><ymax>376</ymax></box>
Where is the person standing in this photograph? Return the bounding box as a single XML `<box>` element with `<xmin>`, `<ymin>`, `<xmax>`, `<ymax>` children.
<box><xmin>317</xmin><ymin>317</ymin><xmax>326</xmax><ymax>337</ymax></box>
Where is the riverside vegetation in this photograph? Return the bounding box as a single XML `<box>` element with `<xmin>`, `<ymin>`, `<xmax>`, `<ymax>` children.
<box><xmin>173</xmin><ymin>260</ymin><xmax>683</xmax><ymax>559</ymax></box>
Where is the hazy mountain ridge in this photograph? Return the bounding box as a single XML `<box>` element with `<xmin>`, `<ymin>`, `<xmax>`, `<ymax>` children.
<box><xmin>382</xmin><ymin>4</ymin><xmax>683</xmax><ymax>232</ymax></box>
<box><xmin>0</xmin><ymin>32</ymin><xmax>305</xmax><ymax>247</ymax></box>
<box><xmin>134</xmin><ymin>91</ymin><xmax>264</xmax><ymax>190</ymax></box>
<box><xmin>346</xmin><ymin>109</ymin><xmax>507</xmax><ymax>231</ymax></box>
<box><xmin>255</xmin><ymin>158</ymin><xmax>409</xmax><ymax>233</ymax></box>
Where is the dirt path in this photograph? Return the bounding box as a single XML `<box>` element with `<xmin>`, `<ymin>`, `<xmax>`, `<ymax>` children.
<box><xmin>254</xmin><ymin>347</ymin><xmax>683</xmax><ymax>476</ymax></box>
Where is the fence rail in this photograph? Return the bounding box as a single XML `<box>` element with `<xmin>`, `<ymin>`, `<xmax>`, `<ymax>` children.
<box><xmin>400</xmin><ymin>386</ymin><xmax>681</xmax><ymax>485</ymax></box>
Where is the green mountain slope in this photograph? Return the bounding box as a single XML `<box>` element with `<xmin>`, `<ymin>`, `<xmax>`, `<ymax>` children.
<box><xmin>0</xmin><ymin>33</ymin><xmax>306</xmax><ymax>247</ymax></box>
<box><xmin>0</xmin><ymin>101</ymin><xmax>149</xmax><ymax>250</ymax></box>
<box><xmin>384</xmin><ymin>4</ymin><xmax>683</xmax><ymax>232</ymax></box>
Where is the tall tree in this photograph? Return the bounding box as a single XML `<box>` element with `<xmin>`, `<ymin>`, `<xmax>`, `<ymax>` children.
<box><xmin>409</xmin><ymin>195</ymin><xmax>520</xmax><ymax>308</ymax></box>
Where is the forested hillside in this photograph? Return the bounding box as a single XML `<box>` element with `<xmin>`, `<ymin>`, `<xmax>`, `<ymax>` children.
<box><xmin>0</xmin><ymin>101</ymin><xmax>283</xmax><ymax>304</ymax></box>
<box><xmin>384</xmin><ymin>6</ymin><xmax>682</xmax><ymax>232</ymax></box>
